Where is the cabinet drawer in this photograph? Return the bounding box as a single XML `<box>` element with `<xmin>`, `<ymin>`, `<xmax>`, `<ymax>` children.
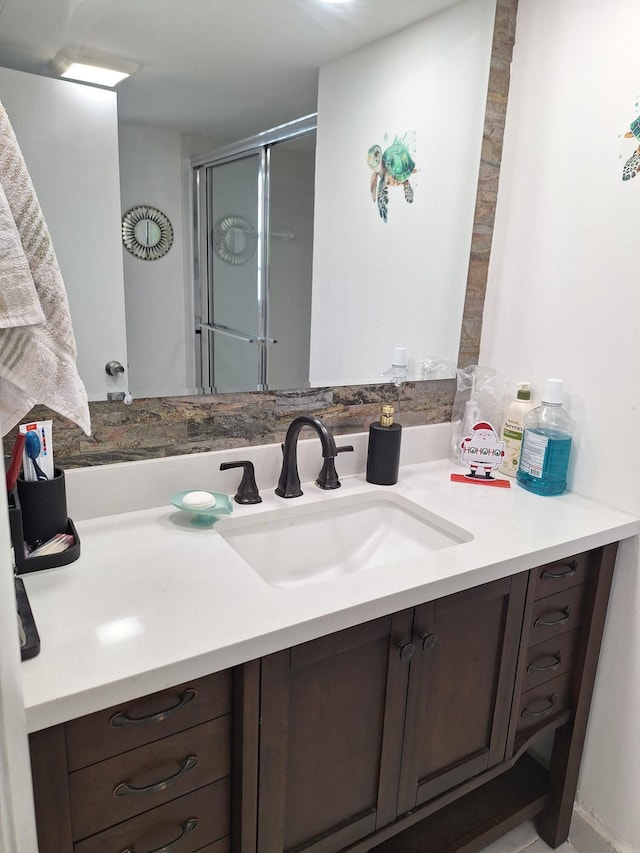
<box><xmin>196</xmin><ymin>839</ymin><xmax>231</xmax><ymax>853</ymax></box>
<box><xmin>532</xmin><ymin>552</ymin><xmax>591</xmax><ymax>599</ymax></box>
<box><xmin>516</xmin><ymin>673</ymin><xmax>572</xmax><ymax>734</ymax></box>
<box><xmin>528</xmin><ymin>584</ymin><xmax>586</xmax><ymax>645</ymax></box>
<box><xmin>522</xmin><ymin>629</ymin><xmax>580</xmax><ymax>693</ymax></box>
<box><xmin>73</xmin><ymin>778</ymin><xmax>230</xmax><ymax>853</ymax></box>
<box><xmin>66</xmin><ymin>671</ymin><xmax>231</xmax><ymax>770</ymax></box>
<box><xmin>70</xmin><ymin>716</ymin><xmax>231</xmax><ymax>840</ymax></box>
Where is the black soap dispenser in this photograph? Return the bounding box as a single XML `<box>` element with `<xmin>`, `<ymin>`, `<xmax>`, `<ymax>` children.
<box><xmin>366</xmin><ymin>405</ymin><xmax>402</xmax><ymax>485</ymax></box>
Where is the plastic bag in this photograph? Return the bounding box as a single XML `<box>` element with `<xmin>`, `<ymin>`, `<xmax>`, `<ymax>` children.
<box><xmin>416</xmin><ymin>356</ymin><xmax>457</xmax><ymax>380</ymax></box>
<box><xmin>451</xmin><ymin>365</ymin><xmax>509</xmax><ymax>463</ymax></box>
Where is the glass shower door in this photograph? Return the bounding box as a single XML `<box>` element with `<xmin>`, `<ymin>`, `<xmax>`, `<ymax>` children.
<box><xmin>267</xmin><ymin>135</ymin><xmax>314</xmax><ymax>390</ymax></box>
<box><xmin>199</xmin><ymin>152</ymin><xmax>268</xmax><ymax>392</ymax></box>
<box><xmin>193</xmin><ymin>114</ymin><xmax>316</xmax><ymax>393</ymax></box>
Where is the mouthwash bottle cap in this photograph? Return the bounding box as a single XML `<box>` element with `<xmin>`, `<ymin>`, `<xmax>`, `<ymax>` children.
<box><xmin>516</xmin><ymin>382</ymin><xmax>531</xmax><ymax>401</ymax></box>
<box><xmin>542</xmin><ymin>378</ymin><xmax>564</xmax><ymax>405</ymax></box>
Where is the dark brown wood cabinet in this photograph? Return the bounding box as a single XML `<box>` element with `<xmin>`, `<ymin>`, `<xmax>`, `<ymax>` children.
<box><xmin>372</xmin><ymin>545</ymin><xmax>618</xmax><ymax>853</ymax></box>
<box><xmin>29</xmin><ymin>543</ymin><xmax>618</xmax><ymax>853</ymax></box>
<box><xmin>252</xmin><ymin>576</ymin><xmax>528</xmax><ymax>853</ymax></box>
<box><xmin>30</xmin><ymin>671</ymin><xmax>233</xmax><ymax>853</ymax></box>
<box><xmin>254</xmin><ymin>611</ymin><xmax>413</xmax><ymax>853</ymax></box>
<box><xmin>398</xmin><ymin>576</ymin><xmax>527</xmax><ymax>812</ymax></box>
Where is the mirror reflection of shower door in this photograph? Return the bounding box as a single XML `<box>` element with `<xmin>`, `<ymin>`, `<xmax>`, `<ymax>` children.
<box><xmin>194</xmin><ymin>115</ymin><xmax>316</xmax><ymax>393</ymax></box>
<box><xmin>202</xmin><ymin>152</ymin><xmax>267</xmax><ymax>392</ymax></box>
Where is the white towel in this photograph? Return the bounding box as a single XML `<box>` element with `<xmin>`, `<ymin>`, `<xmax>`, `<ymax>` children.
<box><xmin>0</xmin><ymin>181</ymin><xmax>45</xmax><ymax>329</ymax></box>
<box><xmin>0</xmin><ymin>100</ymin><xmax>91</xmax><ymax>436</ymax></box>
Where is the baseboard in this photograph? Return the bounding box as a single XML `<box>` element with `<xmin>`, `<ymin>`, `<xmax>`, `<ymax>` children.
<box><xmin>570</xmin><ymin>805</ymin><xmax>632</xmax><ymax>853</ymax></box>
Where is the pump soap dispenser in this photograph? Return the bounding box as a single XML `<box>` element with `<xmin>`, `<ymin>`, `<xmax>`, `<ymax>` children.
<box><xmin>366</xmin><ymin>405</ymin><xmax>402</xmax><ymax>485</ymax></box>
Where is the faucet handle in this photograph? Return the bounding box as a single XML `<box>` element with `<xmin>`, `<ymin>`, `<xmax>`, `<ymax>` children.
<box><xmin>316</xmin><ymin>445</ymin><xmax>354</xmax><ymax>490</ymax></box>
<box><xmin>220</xmin><ymin>461</ymin><xmax>262</xmax><ymax>505</ymax></box>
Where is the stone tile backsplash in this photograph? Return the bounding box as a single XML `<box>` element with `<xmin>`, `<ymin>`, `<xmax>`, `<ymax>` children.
<box><xmin>3</xmin><ymin>381</ymin><xmax>456</xmax><ymax>469</ymax></box>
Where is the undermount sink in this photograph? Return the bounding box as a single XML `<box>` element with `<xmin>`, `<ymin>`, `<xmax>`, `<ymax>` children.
<box><xmin>215</xmin><ymin>490</ymin><xmax>472</xmax><ymax>588</ymax></box>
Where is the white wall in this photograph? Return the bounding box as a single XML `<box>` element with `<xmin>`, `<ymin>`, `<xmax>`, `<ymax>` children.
<box><xmin>310</xmin><ymin>0</ymin><xmax>496</xmax><ymax>386</ymax></box>
<box><xmin>0</xmin><ymin>67</ymin><xmax>128</xmax><ymax>402</ymax></box>
<box><xmin>481</xmin><ymin>1</ymin><xmax>640</xmax><ymax>849</ymax></box>
<box><xmin>118</xmin><ymin>123</ymin><xmax>192</xmax><ymax>397</ymax></box>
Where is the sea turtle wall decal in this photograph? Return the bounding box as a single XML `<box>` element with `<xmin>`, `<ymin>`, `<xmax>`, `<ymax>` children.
<box><xmin>621</xmin><ymin>113</ymin><xmax>640</xmax><ymax>181</ymax></box>
<box><xmin>367</xmin><ymin>133</ymin><xmax>417</xmax><ymax>223</ymax></box>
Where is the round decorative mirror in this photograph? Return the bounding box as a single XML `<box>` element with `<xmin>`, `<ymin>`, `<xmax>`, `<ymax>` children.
<box><xmin>122</xmin><ymin>205</ymin><xmax>174</xmax><ymax>260</ymax></box>
<box><xmin>213</xmin><ymin>215</ymin><xmax>257</xmax><ymax>265</ymax></box>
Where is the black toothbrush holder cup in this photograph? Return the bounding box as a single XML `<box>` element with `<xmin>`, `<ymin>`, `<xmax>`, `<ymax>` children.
<box><xmin>17</xmin><ymin>467</ymin><xmax>69</xmax><ymax>548</ymax></box>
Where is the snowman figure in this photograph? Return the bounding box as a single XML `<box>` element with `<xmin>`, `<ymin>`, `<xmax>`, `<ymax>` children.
<box><xmin>460</xmin><ymin>421</ymin><xmax>505</xmax><ymax>479</ymax></box>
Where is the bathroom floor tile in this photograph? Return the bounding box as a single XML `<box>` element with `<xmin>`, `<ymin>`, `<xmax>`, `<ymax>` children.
<box><xmin>479</xmin><ymin>822</ymin><xmax>539</xmax><ymax>853</ymax></box>
<box><xmin>479</xmin><ymin>822</ymin><xmax>578</xmax><ymax>853</ymax></box>
<box><xmin>524</xmin><ymin>841</ymin><xmax>577</xmax><ymax>853</ymax></box>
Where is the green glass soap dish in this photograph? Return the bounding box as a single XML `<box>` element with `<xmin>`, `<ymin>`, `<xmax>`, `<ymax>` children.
<box><xmin>170</xmin><ymin>491</ymin><xmax>233</xmax><ymax>526</ymax></box>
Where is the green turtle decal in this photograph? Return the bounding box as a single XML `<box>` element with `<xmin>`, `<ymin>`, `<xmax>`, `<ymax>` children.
<box><xmin>367</xmin><ymin>134</ymin><xmax>417</xmax><ymax>223</ymax></box>
<box><xmin>622</xmin><ymin>114</ymin><xmax>640</xmax><ymax>181</ymax></box>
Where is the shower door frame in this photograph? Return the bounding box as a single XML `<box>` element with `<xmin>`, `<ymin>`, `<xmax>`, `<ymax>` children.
<box><xmin>192</xmin><ymin>113</ymin><xmax>317</xmax><ymax>393</ymax></box>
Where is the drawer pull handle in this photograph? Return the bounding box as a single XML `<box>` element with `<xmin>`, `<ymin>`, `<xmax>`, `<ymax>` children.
<box><xmin>541</xmin><ymin>561</ymin><xmax>578</xmax><ymax>580</ymax></box>
<box><xmin>120</xmin><ymin>817</ymin><xmax>198</xmax><ymax>853</ymax></box>
<box><xmin>522</xmin><ymin>693</ymin><xmax>558</xmax><ymax>718</ymax></box>
<box><xmin>528</xmin><ymin>652</ymin><xmax>563</xmax><ymax>674</ymax></box>
<box><xmin>114</xmin><ymin>755</ymin><xmax>198</xmax><ymax>797</ymax></box>
<box><xmin>534</xmin><ymin>606</ymin><xmax>572</xmax><ymax>628</ymax></box>
<box><xmin>110</xmin><ymin>689</ymin><xmax>197</xmax><ymax>727</ymax></box>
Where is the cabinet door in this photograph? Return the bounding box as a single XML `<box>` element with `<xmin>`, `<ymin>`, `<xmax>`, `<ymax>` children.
<box><xmin>397</xmin><ymin>574</ymin><xmax>527</xmax><ymax>813</ymax></box>
<box><xmin>257</xmin><ymin>610</ymin><xmax>413</xmax><ymax>853</ymax></box>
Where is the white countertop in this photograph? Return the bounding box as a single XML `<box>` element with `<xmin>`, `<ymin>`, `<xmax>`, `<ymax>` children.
<box><xmin>20</xmin><ymin>444</ymin><xmax>639</xmax><ymax>733</ymax></box>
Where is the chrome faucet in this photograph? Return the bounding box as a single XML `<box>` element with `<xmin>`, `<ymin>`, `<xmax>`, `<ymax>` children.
<box><xmin>276</xmin><ymin>415</ymin><xmax>346</xmax><ymax>498</ymax></box>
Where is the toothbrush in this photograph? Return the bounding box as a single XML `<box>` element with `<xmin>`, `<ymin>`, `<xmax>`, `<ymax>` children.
<box><xmin>5</xmin><ymin>433</ymin><xmax>25</xmax><ymax>491</ymax></box>
<box><xmin>24</xmin><ymin>431</ymin><xmax>48</xmax><ymax>481</ymax></box>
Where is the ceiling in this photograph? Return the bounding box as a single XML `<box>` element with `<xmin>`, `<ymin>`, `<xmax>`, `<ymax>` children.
<box><xmin>0</xmin><ymin>0</ymin><xmax>462</xmax><ymax>146</ymax></box>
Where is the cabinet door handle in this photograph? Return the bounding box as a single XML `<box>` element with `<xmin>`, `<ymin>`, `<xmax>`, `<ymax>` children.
<box><xmin>534</xmin><ymin>606</ymin><xmax>572</xmax><ymax>628</ymax></box>
<box><xmin>397</xmin><ymin>642</ymin><xmax>416</xmax><ymax>661</ymax></box>
<box><xmin>419</xmin><ymin>632</ymin><xmax>438</xmax><ymax>651</ymax></box>
<box><xmin>527</xmin><ymin>652</ymin><xmax>563</xmax><ymax>674</ymax></box>
<box><xmin>120</xmin><ymin>817</ymin><xmax>198</xmax><ymax>853</ymax></box>
<box><xmin>521</xmin><ymin>694</ymin><xmax>558</xmax><ymax>718</ymax></box>
<box><xmin>541</xmin><ymin>560</ymin><xmax>578</xmax><ymax>580</ymax></box>
<box><xmin>110</xmin><ymin>688</ymin><xmax>197</xmax><ymax>727</ymax></box>
<box><xmin>113</xmin><ymin>755</ymin><xmax>198</xmax><ymax>797</ymax></box>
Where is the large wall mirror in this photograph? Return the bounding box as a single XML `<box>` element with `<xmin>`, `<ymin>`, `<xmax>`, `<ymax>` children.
<box><xmin>0</xmin><ymin>0</ymin><xmax>498</xmax><ymax>403</ymax></box>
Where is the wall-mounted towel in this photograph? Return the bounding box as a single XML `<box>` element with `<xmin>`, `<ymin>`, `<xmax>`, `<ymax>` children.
<box><xmin>0</xmin><ymin>181</ymin><xmax>45</xmax><ymax>329</ymax></box>
<box><xmin>0</xmin><ymin>100</ymin><xmax>91</xmax><ymax>436</ymax></box>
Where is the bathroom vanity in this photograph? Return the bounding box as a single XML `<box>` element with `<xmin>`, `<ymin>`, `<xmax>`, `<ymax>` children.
<box><xmin>19</xmin><ymin>445</ymin><xmax>639</xmax><ymax>853</ymax></box>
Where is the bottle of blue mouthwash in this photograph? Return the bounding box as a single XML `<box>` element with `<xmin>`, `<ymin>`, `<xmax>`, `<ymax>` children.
<box><xmin>517</xmin><ymin>378</ymin><xmax>573</xmax><ymax>496</ymax></box>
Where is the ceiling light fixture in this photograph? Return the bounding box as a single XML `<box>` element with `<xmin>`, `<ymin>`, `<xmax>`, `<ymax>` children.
<box><xmin>50</xmin><ymin>48</ymin><xmax>139</xmax><ymax>88</ymax></box>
